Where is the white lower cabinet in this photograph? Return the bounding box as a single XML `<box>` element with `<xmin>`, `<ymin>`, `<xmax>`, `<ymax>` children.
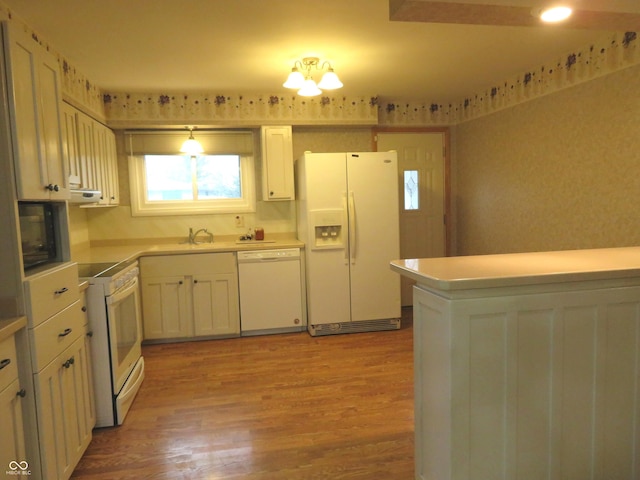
<box><xmin>140</xmin><ymin>253</ymin><xmax>240</xmax><ymax>341</ymax></box>
<box><xmin>0</xmin><ymin>378</ymin><xmax>27</xmax><ymax>472</ymax></box>
<box><xmin>0</xmin><ymin>331</ymin><xmax>27</xmax><ymax>475</ymax></box>
<box><xmin>141</xmin><ymin>275</ymin><xmax>190</xmax><ymax>339</ymax></box>
<box><xmin>34</xmin><ymin>334</ymin><xmax>93</xmax><ymax>480</ymax></box>
<box><xmin>24</xmin><ymin>264</ymin><xmax>94</xmax><ymax>480</ymax></box>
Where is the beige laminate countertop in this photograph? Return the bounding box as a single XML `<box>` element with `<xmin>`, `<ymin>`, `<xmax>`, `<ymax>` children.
<box><xmin>74</xmin><ymin>236</ymin><xmax>305</xmax><ymax>265</ymax></box>
<box><xmin>391</xmin><ymin>246</ymin><xmax>640</xmax><ymax>291</ymax></box>
<box><xmin>0</xmin><ymin>315</ymin><xmax>26</xmax><ymax>342</ymax></box>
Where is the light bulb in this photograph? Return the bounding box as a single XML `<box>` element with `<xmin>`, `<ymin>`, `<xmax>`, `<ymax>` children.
<box><xmin>539</xmin><ymin>5</ymin><xmax>572</xmax><ymax>22</ymax></box>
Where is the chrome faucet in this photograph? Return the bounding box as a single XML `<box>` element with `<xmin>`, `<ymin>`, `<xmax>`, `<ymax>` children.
<box><xmin>188</xmin><ymin>227</ymin><xmax>213</xmax><ymax>244</ymax></box>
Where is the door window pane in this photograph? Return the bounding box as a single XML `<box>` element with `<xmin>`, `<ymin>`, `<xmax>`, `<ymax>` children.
<box><xmin>404</xmin><ymin>170</ymin><xmax>419</xmax><ymax>210</ymax></box>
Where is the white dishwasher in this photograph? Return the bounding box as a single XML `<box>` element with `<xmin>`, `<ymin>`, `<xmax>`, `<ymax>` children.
<box><xmin>237</xmin><ymin>248</ymin><xmax>305</xmax><ymax>336</ymax></box>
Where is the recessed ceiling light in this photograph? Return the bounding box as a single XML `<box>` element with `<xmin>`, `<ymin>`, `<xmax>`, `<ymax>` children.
<box><xmin>539</xmin><ymin>5</ymin><xmax>573</xmax><ymax>23</ymax></box>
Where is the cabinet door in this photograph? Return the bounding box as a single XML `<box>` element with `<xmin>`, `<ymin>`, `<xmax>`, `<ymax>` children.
<box><xmin>67</xmin><ymin>334</ymin><xmax>93</xmax><ymax>459</ymax></box>
<box><xmin>38</xmin><ymin>49</ymin><xmax>67</xmax><ymax>200</ymax></box>
<box><xmin>261</xmin><ymin>126</ymin><xmax>294</xmax><ymax>201</ymax></box>
<box><xmin>76</xmin><ymin>111</ymin><xmax>96</xmax><ymax>190</ymax></box>
<box><xmin>92</xmin><ymin>122</ymin><xmax>109</xmax><ymax>205</ymax></box>
<box><xmin>5</xmin><ymin>25</ymin><xmax>44</xmax><ymax>200</ymax></box>
<box><xmin>104</xmin><ymin>128</ymin><xmax>119</xmax><ymax>205</ymax></box>
<box><xmin>62</xmin><ymin>104</ymin><xmax>81</xmax><ymax>187</ymax></box>
<box><xmin>81</xmin><ymin>294</ymin><xmax>96</xmax><ymax>435</ymax></box>
<box><xmin>4</xmin><ymin>23</ymin><xmax>66</xmax><ymax>200</ymax></box>
<box><xmin>35</xmin><ymin>347</ymin><xmax>76</xmax><ymax>480</ymax></box>
<box><xmin>141</xmin><ymin>276</ymin><xmax>190</xmax><ymax>340</ymax></box>
<box><xmin>0</xmin><ymin>379</ymin><xmax>27</xmax><ymax>475</ymax></box>
<box><xmin>192</xmin><ymin>273</ymin><xmax>240</xmax><ymax>337</ymax></box>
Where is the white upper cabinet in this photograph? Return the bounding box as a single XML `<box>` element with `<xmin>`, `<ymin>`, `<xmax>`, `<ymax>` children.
<box><xmin>261</xmin><ymin>126</ymin><xmax>294</xmax><ymax>201</ymax></box>
<box><xmin>3</xmin><ymin>22</ymin><xmax>67</xmax><ymax>200</ymax></box>
<box><xmin>62</xmin><ymin>103</ymin><xmax>119</xmax><ymax>206</ymax></box>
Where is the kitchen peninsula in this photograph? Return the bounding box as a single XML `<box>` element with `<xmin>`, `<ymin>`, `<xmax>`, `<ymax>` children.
<box><xmin>391</xmin><ymin>247</ymin><xmax>640</xmax><ymax>480</ymax></box>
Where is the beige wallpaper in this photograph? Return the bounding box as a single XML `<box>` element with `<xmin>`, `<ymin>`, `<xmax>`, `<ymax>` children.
<box><xmin>455</xmin><ymin>63</ymin><xmax>640</xmax><ymax>255</ymax></box>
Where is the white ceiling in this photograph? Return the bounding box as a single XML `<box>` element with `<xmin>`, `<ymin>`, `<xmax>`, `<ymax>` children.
<box><xmin>2</xmin><ymin>0</ymin><xmax>637</xmax><ymax>102</ymax></box>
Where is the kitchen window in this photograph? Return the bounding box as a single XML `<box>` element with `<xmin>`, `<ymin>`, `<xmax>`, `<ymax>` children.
<box><xmin>127</xmin><ymin>131</ymin><xmax>255</xmax><ymax>216</ymax></box>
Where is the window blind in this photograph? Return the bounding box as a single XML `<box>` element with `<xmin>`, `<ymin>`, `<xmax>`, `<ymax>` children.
<box><xmin>126</xmin><ymin>130</ymin><xmax>254</xmax><ymax>156</ymax></box>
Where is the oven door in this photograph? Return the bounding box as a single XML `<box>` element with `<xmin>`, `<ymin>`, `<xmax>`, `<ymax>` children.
<box><xmin>106</xmin><ymin>275</ymin><xmax>143</xmax><ymax>394</ymax></box>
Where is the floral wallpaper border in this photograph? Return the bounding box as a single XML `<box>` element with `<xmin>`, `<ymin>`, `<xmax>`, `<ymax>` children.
<box><xmin>103</xmin><ymin>93</ymin><xmax>380</xmax><ymax>127</ymax></box>
<box><xmin>378</xmin><ymin>31</ymin><xmax>639</xmax><ymax>126</ymax></box>
<box><xmin>0</xmin><ymin>2</ymin><xmax>637</xmax><ymax>127</ymax></box>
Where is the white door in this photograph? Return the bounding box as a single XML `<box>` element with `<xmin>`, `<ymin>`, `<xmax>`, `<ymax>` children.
<box><xmin>377</xmin><ymin>132</ymin><xmax>446</xmax><ymax>306</ymax></box>
<box><xmin>347</xmin><ymin>152</ymin><xmax>401</xmax><ymax>322</ymax></box>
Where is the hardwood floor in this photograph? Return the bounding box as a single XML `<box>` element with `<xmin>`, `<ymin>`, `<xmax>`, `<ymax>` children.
<box><xmin>71</xmin><ymin>310</ymin><xmax>415</xmax><ymax>479</ymax></box>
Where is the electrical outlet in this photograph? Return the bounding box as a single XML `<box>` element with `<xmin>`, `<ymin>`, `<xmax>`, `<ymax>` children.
<box><xmin>235</xmin><ymin>215</ymin><xmax>244</xmax><ymax>227</ymax></box>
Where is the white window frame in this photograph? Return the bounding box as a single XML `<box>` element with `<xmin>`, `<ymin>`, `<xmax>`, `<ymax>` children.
<box><xmin>127</xmin><ymin>130</ymin><xmax>256</xmax><ymax>217</ymax></box>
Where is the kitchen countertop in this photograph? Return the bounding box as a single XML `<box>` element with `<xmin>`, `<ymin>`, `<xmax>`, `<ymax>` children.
<box><xmin>391</xmin><ymin>246</ymin><xmax>640</xmax><ymax>291</ymax></box>
<box><xmin>0</xmin><ymin>315</ymin><xmax>26</xmax><ymax>342</ymax></box>
<box><xmin>74</xmin><ymin>235</ymin><xmax>305</xmax><ymax>264</ymax></box>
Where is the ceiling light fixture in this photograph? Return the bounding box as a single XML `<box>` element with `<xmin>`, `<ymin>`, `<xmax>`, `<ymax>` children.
<box><xmin>283</xmin><ymin>57</ymin><xmax>343</xmax><ymax>97</ymax></box>
<box><xmin>180</xmin><ymin>126</ymin><xmax>204</xmax><ymax>157</ymax></box>
<box><xmin>537</xmin><ymin>5</ymin><xmax>573</xmax><ymax>22</ymax></box>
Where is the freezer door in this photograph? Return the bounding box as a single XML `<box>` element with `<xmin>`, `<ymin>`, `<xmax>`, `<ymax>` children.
<box><xmin>346</xmin><ymin>152</ymin><xmax>401</xmax><ymax>321</ymax></box>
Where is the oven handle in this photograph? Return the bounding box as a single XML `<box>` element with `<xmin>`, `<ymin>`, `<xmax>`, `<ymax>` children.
<box><xmin>106</xmin><ymin>276</ymin><xmax>139</xmax><ymax>305</ymax></box>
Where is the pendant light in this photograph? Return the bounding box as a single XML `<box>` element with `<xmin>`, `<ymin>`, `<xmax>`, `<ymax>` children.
<box><xmin>180</xmin><ymin>126</ymin><xmax>204</xmax><ymax>157</ymax></box>
<box><xmin>283</xmin><ymin>57</ymin><xmax>342</xmax><ymax>97</ymax></box>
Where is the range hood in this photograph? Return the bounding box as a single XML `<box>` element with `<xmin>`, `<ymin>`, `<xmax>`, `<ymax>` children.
<box><xmin>69</xmin><ymin>188</ymin><xmax>102</xmax><ymax>204</ymax></box>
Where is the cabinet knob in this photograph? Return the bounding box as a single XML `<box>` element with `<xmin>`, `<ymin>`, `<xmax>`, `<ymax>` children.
<box><xmin>16</xmin><ymin>389</ymin><xmax>26</xmax><ymax>398</ymax></box>
<box><xmin>54</xmin><ymin>287</ymin><xmax>69</xmax><ymax>295</ymax></box>
<box><xmin>178</xmin><ymin>280</ymin><xmax>183</xmax><ymax>285</ymax></box>
<box><xmin>81</xmin><ymin>306</ymin><xmax>87</xmax><ymax>312</ymax></box>
<box><xmin>87</xmin><ymin>331</ymin><xmax>94</xmax><ymax>338</ymax></box>
<box><xmin>194</xmin><ymin>279</ymin><xmax>198</xmax><ymax>284</ymax></box>
<box><xmin>0</xmin><ymin>358</ymin><xmax>11</xmax><ymax>370</ymax></box>
<box><xmin>270</xmin><ymin>191</ymin><xmax>274</xmax><ymax>196</ymax></box>
<box><xmin>62</xmin><ymin>356</ymin><xmax>75</xmax><ymax>369</ymax></box>
<box><xmin>45</xmin><ymin>184</ymin><xmax>59</xmax><ymax>192</ymax></box>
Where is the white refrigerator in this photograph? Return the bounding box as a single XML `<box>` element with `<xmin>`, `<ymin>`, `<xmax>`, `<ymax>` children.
<box><xmin>296</xmin><ymin>152</ymin><xmax>401</xmax><ymax>336</ymax></box>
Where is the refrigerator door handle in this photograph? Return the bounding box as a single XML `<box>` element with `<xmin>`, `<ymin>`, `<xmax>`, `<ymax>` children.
<box><xmin>343</xmin><ymin>192</ymin><xmax>350</xmax><ymax>264</ymax></box>
<box><xmin>348</xmin><ymin>191</ymin><xmax>357</xmax><ymax>264</ymax></box>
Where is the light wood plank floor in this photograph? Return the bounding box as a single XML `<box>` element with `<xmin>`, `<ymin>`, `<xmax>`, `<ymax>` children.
<box><xmin>71</xmin><ymin>310</ymin><xmax>414</xmax><ymax>479</ymax></box>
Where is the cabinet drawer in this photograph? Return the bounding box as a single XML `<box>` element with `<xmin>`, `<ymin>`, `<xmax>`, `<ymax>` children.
<box><xmin>0</xmin><ymin>335</ymin><xmax>18</xmax><ymax>393</ymax></box>
<box><xmin>30</xmin><ymin>300</ymin><xmax>84</xmax><ymax>372</ymax></box>
<box><xmin>25</xmin><ymin>263</ymin><xmax>79</xmax><ymax>327</ymax></box>
<box><xmin>141</xmin><ymin>252</ymin><xmax>237</xmax><ymax>277</ymax></box>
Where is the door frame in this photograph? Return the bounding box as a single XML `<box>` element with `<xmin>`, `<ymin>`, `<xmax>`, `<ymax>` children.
<box><xmin>372</xmin><ymin>127</ymin><xmax>452</xmax><ymax>256</ymax></box>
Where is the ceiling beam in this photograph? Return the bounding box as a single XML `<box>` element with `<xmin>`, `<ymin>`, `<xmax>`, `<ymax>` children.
<box><xmin>389</xmin><ymin>0</ymin><xmax>640</xmax><ymax>30</ymax></box>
